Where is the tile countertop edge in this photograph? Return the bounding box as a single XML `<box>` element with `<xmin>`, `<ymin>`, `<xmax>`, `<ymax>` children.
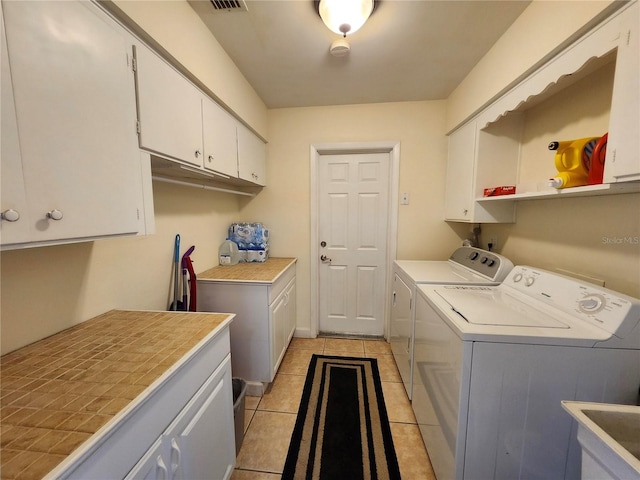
<box><xmin>42</xmin><ymin>310</ymin><xmax>235</xmax><ymax>480</ymax></box>
<box><xmin>197</xmin><ymin>257</ymin><xmax>297</xmax><ymax>284</ymax></box>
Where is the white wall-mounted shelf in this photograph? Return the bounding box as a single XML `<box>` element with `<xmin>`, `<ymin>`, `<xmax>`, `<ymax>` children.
<box><xmin>476</xmin><ymin>181</ymin><xmax>640</xmax><ymax>202</ymax></box>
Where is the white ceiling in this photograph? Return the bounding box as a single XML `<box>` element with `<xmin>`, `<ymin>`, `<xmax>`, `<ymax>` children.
<box><xmin>189</xmin><ymin>0</ymin><xmax>531</xmax><ymax>109</ymax></box>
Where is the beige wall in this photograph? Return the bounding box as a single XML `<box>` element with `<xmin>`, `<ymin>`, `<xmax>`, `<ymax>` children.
<box><xmin>481</xmin><ymin>194</ymin><xmax>640</xmax><ymax>297</ymax></box>
<box><xmin>239</xmin><ymin>101</ymin><xmax>469</xmax><ymax>335</ymax></box>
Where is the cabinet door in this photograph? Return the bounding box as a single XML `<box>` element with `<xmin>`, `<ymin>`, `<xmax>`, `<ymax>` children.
<box><xmin>125</xmin><ymin>439</ymin><xmax>169</xmax><ymax>480</ymax></box>
<box><xmin>135</xmin><ymin>44</ymin><xmax>204</xmax><ymax>167</ymax></box>
<box><xmin>0</xmin><ymin>15</ymin><xmax>29</xmax><ymax>244</ymax></box>
<box><xmin>3</xmin><ymin>1</ymin><xmax>141</xmax><ymax>243</ymax></box>
<box><xmin>169</xmin><ymin>355</ymin><xmax>235</xmax><ymax>480</ymax></box>
<box><xmin>604</xmin><ymin>3</ymin><xmax>639</xmax><ymax>183</ymax></box>
<box><xmin>237</xmin><ymin>124</ymin><xmax>266</xmax><ymax>186</ymax></box>
<box><xmin>285</xmin><ymin>279</ymin><xmax>297</xmax><ymax>345</ymax></box>
<box><xmin>270</xmin><ymin>291</ymin><xmax>288</xmax><ymax>379</ymax></box>
<box><xmin>389</xmin><ymin>273</ymin><xmax>413</xmax><ymax>399</ymax></box>
<box><xmin>202</xmin><ymin>98</ymin><xmax>239</xmax><ymax>178</ymax></box>
<box><xmin>444</xmin><ymin>121</ymin><xmax>476</xmax><ymax>222</ymax></box>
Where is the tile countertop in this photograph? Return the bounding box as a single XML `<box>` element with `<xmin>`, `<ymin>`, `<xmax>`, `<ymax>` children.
<box><xmin>198</xmin><ymin>257</ymin><xmax>297</xmax><ymax>283</ymax></box>
<box><xmin>0</xmin><ymin>309</ymin><xmax>233</xmax><ymax>480</ymax></box>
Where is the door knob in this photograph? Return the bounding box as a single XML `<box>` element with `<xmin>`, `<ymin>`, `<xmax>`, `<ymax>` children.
<box><xmin>320</xmin><ymin>255</ymin><xmax>332</xmax><ymax>263</ymax></box>
<box><xmin>320</xmin><ymin>241</ymin><xmax>327</xmax><ymax>247</ymax></box>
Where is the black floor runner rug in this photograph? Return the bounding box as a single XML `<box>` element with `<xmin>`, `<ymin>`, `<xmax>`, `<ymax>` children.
<box><xmin>282</xmin><ymin>355</ymin><xmax>401</xmax><ymax>480</ymax></box>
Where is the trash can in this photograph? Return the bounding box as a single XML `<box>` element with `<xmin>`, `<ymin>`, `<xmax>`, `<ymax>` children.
<box><xmin>232</xmin><ymin>378</ymin><xmax>247</xmax><ymax>455</ymax></box>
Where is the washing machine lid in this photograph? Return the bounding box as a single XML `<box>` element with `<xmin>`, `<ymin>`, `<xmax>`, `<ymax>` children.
<box><xmin>394</xmin><ymin>261</ymin><xmax>494</xmax><ymax>285</ymax></box>
<box><xmin>435</xmin><ymin>286</ymin><xmax>570</xmax><ymax>328</ymax></box>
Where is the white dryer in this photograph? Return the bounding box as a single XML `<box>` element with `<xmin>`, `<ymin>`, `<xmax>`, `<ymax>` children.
<box><xmin>413</xmin><ymin>266</ymin><xmax>640</xmax><ymax>480</ymax></box>
<box><xmin>390</xmin><ymin>246</ymin><xmax>513</xmax><ymax>400</ymax></box>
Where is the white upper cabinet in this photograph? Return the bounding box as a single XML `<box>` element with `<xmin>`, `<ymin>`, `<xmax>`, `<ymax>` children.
<box><xmin>1</xmin><ymin>18</ymin><xmax>29</xmax><ymax>245</ymax></box>
<box><xmin>135</xmin><ymin>44</ymin><xmax>204</xmax><ymax>168</ymax></box>
<box><xmin>444</xmin><ymin>119</ymin><xmax>516</xmax><ymax>223</ymax></box>
<box><xmin>444</xmin><ymin>121</ymin><xmax>477</xmax><ymax>222</ymax></box>
<box><xmin>445</xmin><ymin>2</ymin><xmax>639</xmax><ymax>222</ymax></box>
<box><xmin>1</xmin><ymin>0</ymin><xmax>142</xmax><ymax>248</ymax></box>
<box><xmin>202</xmin><ymin>97</ymin><xmax>239</xmax><ymax>178</ymax></box>
<box><xmin>237</xmin><ymin>123</ymin><xmax>267</xmax><ymax>186</ymax></box>
<box><xmin>604</xmin><ymin>3</ymin><xmax>639</xmax><ymax>183</ymax></box>
<box><xmin>134</xmin><ymin>43</ymin><xmax>266</xmax><ymax>188</ymax></box>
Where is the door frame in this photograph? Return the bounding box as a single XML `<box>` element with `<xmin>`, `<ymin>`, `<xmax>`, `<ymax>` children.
<box><xmin>310</xmin><ymin>141</ymin><xmax>400</xmax><ymax>339</ymax></box>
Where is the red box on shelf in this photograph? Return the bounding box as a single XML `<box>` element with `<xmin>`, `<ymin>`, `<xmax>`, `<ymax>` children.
<box><xmin>483</xmin><ymin>185</ymin><xmax>516</xmax><ymax>197</ymax></box>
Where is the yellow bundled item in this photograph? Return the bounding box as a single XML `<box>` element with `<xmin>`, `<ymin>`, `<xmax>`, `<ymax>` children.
<box><xmin>547</xmin><ymin>137</ymin><xmax>599</xmax><ymax>189</ymax></box>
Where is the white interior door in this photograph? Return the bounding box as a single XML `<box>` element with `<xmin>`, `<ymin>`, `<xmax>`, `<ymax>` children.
<box><xmin>318</xmin><ymin>152</ymin><xmax>390</xmax><ymax>336</ymax></box>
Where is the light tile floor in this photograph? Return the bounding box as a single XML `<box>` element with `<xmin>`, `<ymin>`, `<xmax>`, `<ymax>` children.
<box><xmin>231</xmin><ymin>337</ymin><xmax>436</xmax><ymax>479</ymax></box>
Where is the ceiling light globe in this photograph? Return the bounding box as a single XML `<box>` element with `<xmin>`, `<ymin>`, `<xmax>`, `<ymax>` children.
<box><xmin>319</xmin><ymin>0</ymin><xmax>374</xmax><ymax>37</ymax></box>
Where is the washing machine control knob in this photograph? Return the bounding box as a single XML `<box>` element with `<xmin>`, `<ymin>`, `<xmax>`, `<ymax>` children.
<box><xmin>578</xmin><ymin>294</ymin><xmax>605</xmax><ymax>313</ymax></box>
<box><xmin>470</xmin><ymin>252</ymin><xmax>479</xmax><ymax>260</ymax></box>
<box><xmin>525</xmin><ymin>276</ymin><xmax>535</xmax><ymax>287</ymax></box>
<box><xmin>481</xmin><ymin>256</ymin><xmax>488</xmax><ymax>264</ymax></box>
<box><xmin>513</xmin><ymin>273</ymin><xmax>523</xmax><ymax>283</ymax></box>
<box><xmin>487</xmin><ymin>259</ymin><xmax>496</xmax><ymax>267</ymax></box>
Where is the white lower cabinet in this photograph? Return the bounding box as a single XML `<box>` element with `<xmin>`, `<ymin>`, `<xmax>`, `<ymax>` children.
<box><xmin>50</xmin><ymin>327</ymin><xmax>235</xmax><ymax>480</ymax></box>
<box><xmin>198</xmin><ymin>262</ymin><xmax>297</xmax><ymax>384</ymax></box>
<box><xmin>126</xmin><ymin>356</ymin><xmax>235</xmax><ymax>480</ymax></box>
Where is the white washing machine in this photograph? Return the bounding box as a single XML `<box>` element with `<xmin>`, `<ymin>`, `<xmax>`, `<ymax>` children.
<box><xmin>390</xmin><ymin>246</ymin><xmax>513</xmax><ymax>400</ymax></box>
<box><xmin>413</xmin><ymin>266</ymin><xmax>640</xmax><ymax>480</ymax></box>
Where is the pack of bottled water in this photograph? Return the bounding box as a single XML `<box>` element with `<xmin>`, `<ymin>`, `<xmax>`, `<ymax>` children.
<box><xmin>228</xmin><ymin>222</ymin><xmax>269</xmax><ymax>262</ymax></box>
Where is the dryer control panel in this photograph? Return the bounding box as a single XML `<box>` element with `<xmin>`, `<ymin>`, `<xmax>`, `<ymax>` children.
<box><xmin>449</xmin><ymin>247</ymin><xmax>514</xmax><ymax>282</ymax></box>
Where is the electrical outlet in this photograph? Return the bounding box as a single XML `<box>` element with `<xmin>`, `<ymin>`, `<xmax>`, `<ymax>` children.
<box><xmin>401</xmin><ymin>192</ymin><xmax>410</xmax><ymax>205</ymax></box>
<box><xmin>488</xmin><ymin>237</ymin><xmax>498</xmax><ymax>250</ymax></box>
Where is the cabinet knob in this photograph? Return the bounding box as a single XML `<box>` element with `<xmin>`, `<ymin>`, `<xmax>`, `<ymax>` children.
<box><xmin>47</xmin><ymin>209</ymin><xmax>64</xmax><ymax>221</ymax></box>
<box><xmin>1</xmin><ymin>209</ymin><xmax>20</xmax><ymax>222</ymax></box>
<box><xmin>463</xmin><ymin>209</ymin><xmax>468</xmax><ymax>216</ymax></box>
<box><xmin>195</xmin><ymin>149</ymin><xmax>202</xmax><ymax>158</ymax></box>
<box><xmin>208</xmin><ymin>155</ymin><xmax>214</xmax><ymax>163</ymax></box>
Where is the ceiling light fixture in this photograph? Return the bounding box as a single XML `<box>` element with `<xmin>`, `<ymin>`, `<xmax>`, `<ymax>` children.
<box><xmin>318</xmin><ymin>0</ymin><xmax>374</xmax><ymax>37</ymax></box>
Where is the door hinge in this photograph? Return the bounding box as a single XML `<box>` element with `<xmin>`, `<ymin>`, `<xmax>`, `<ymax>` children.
<box><xmin>131</xmin><ymin>54</ymin><xmax>137</xmax><ymax>72</ymax></box>
<box><xmin>626</xmin><ymin>29</ymin><xmax>631</xmax><ymax>46</ymax></box>
<box><xmin>136</xmin><ymin>120</ymin><xmax>141</xmax><ymax>135</ymax></box>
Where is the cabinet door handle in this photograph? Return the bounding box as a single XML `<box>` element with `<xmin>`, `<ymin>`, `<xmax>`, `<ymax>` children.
<box><xmin>392</xmin><ymin>291</ymin><xmax>397</xmax><ymax>306</ymax></box>
<box><xmin>46</xmin><ymin>209</ymin><xmax>63</xmax><ymax>221</ymax></box>
<box><xmin>170</xmin><ymin>437</ymin><xmax>181</xmax><ymax>475</ymax></box>
<box><xmin>195</xmin><ymin>149</ymin><xmax>202</xmax><ymax>158</ymax></box>
<box><xmin>208</xmin><ymin>155</ymin><xmax>214</xmax><ymax>163</ymax></box>
<box><xmin>156</xmin><ymin>455</ymin><xmax>168</xmax><ymax>480</ymax></box>
<box><xmin>1</xmin><ymin>209</ymin><xmax>20</xmax><ymax>222</ymax></box>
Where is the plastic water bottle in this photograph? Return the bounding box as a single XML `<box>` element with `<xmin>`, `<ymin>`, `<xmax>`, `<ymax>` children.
<box><xmin>219</xmin><ymin>238</ymin><xmax>240</xmax><ymax>266</ymax></box>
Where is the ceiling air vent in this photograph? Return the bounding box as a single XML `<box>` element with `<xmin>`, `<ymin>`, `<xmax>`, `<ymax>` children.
<box><xmin>209</xmin><ymin>0</ymin><xmax>248</xmax><ymax>12</ymax></box>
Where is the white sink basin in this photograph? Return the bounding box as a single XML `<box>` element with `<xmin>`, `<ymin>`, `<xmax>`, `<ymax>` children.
<box><xmin>562</xmin><ymin>401</ymin><xmax>640</xmax><ymax>480</ymax></box>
